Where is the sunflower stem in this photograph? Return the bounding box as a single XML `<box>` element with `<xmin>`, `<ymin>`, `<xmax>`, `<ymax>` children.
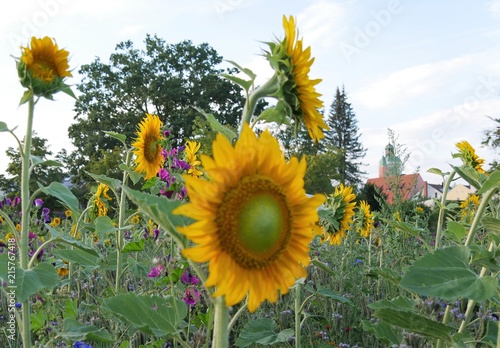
<box><xmin>294</xmin><ymin>283</ymin><xmax>302</xmax><ymax>348</ymax></box>
<box><xmin>434</xmin><ymin>170</ymin><xmax>455</xmax><ymax>249</ymax></box>
<box><xmin>115</xmin><ymin>150</ymin><xmax>132</xmax><ymax>293</ymax></box>
<box><xmin>19</xmin><ymin>96</ymin><xmax>35</xmax><ymax>348</ymax></box>
<box><xmin>240</xmin><ymin>73</ymin><xmax>280</xmax><ymax>134</ymax></box>
<box><xmin>212</xmin><ymin>296</ymin><xmax>229</xmax><ymax>348</ymax></box>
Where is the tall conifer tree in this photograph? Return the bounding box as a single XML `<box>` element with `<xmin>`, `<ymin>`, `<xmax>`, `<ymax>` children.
<box><xmin>325</xmin><ymin>86</ymin><xmax>366</xmax><ymax>187</ymax></box>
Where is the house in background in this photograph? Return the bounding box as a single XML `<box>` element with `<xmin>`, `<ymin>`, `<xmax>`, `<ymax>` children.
<box><xmin>446</xmin><ymin>184</ymin><xmax>477</xmax><ymax>201</ymax></box>
<box><xmin>366</xmin><ymin>144</ymin><xmax>442</xmax><ymax>205</ymax></box>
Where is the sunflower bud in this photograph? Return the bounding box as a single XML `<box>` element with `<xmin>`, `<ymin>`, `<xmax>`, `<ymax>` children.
<box><xmin>16</xmin><ymin>36</ymin><xmax>75</xmax><ymax>103</ymax></box>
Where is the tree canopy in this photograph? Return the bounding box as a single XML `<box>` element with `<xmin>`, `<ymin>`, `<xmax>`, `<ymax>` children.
<box><xmin>67</xmin><ymin>34</ymin><xmax>245</xmax><ymax>186</ymax></box>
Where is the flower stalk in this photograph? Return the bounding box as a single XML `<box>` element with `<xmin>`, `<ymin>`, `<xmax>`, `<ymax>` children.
<box><xmin>212</xmin><ymin>296</ymin><xmax>229</xmax><ymax>348</ymax></box>
<box><xmin>19</xmin><ymin>96</ymin><xmax>36</xmax><ymax>348</ymax></box>
<box><xmin>115</xmin><ymin>150</ymin><xmax>132</xmax><ymax>293</ymax></box>
<box><xmin>434</xmin><ymin>170</ymin><xmax>456</xmax><ymax>249</ymax></box>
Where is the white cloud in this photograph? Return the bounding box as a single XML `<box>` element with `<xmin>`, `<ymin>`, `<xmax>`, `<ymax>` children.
<box><xmin>296</xmin><ymin>0</ymin><xmax>347</xmax><ymax>49</ymax></box>
<box><xmin>488</xmin><ymin>0</ymin><xmax>500</xmax><ymax>17</ymax></box>
<box><xmin>351</xmin><ymin>56</ymin><xmax>473</xmax><ymax>109</ymax></box>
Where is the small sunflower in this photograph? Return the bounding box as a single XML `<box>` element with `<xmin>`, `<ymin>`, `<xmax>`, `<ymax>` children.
<box><xmin>459</xmin><ymin>194</ymin><xmax>480</xmax><ymax>224</ymax></box>
<box><xmin>95</xmin><ymin>183</ymin><xmax>112</xmax><ymax>217</ymax></box>
<box><xmin>50</xmin><ymin>217</ymin><xmax>61</xmax><ymax>227</ymax></box>
<box><xmin>320</xmin><ymin>184</ymin><xmax>356</xmax><ymax>246</ymax></box>
<box><xmin>185</xmin><ymin>140</ymin><xmax>203</xmax><ymax>177</ymax></box>
<box><xmin>454</xmin><ymin>140</ymin><xmax>486</xmax><ymax>174</ymax></box>
<box><xmin>17</xmin><ymin>36</ymin><xmax>73</xmax><ymax>98</ymax></box>
<box><xmin>265</xmin><ymin>15</ymin><xmax>329</xmax><ymax>142</ymax></box>
<box><xmin>356</xmin><ymin>201</ymin><xmax>374</xmax><ymax>238</ymax></box>
<box><xmin>174</xmin><ymin>123</ymin><xmax>325</xmax><ymax>312</ymax></box>
<box><xmin>132</xmin><ymin>114</ymin><xmax>165</xmax><ymax>180</ymax></box>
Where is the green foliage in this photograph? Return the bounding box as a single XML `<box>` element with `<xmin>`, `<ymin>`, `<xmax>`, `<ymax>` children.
<box><xmin>102</xmin><ymin>293</ymin><xmax>188</xmax><ymax>337</ymax></box>
<box><xmin>67</xmin><ymin>35</ymin><xmax>245</xmax><ymax>191</ymax></box>
<box><xmin>235</xmin><ymin>318</ymin><xmax>294</xmax><ymax>347</ymax></box>
<box><xmin>324</xmin><ymin>86</ymin><xmax>366</xmax><ymax>187</ymax></box>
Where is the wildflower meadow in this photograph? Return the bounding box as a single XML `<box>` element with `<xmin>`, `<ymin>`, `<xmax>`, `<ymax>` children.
<box><xmin>1</xmin><ymin>15</ymin><xmax>499</xmax><ymax>348</ymax></box>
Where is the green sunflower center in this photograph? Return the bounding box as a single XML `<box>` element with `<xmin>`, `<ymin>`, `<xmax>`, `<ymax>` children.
<box><xmin>144</xmin><ymin>135</ymin><xmax>160</xmax><ymax>163</ymax></box>
<box><xmin>217</xmin><ymin>175</ymin><xmax>292</xmax><ymax>270</ymax></box>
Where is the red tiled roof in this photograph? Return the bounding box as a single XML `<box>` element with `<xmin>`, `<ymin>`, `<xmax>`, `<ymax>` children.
<box><xmin>367</xmin><ymin>173</ymin><xmax>426</xmax><ymax>204</ymax></box>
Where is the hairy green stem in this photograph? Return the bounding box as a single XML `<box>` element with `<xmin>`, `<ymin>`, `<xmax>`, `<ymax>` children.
<box><xmin>115</xmin><ymin>151</ymin><xmax>132</xmax><ymax>293</ymax></box>
<box><xmin>464</xmin><ymin>188</ymin><xmax>496</xmax><ymax>246</ymax></box>
<box><xmin>239</xmin><ymin>73</ymin><xmax>280</xmax><ymax>134</ymax></box>
<box><xmin>294</xmin><ymin>283</ymin><xmax>302</xmax><ymax>348</ymax></box>
<box><xmin>212</xmin><ymin>296</ymin><xmax>229</xmax><ymax>348</ymax></box>
<box><xmin>434</xmin><ymin>170</ymin><xmax>455</xmax><ymax>249</ymax></box>
<box><xmin>228</xmin><ymin>302</ymin><xmax>248</xmax><ymax>332</ymax></box>
<box><xmin>19</xmin><ymin>97</ymin><xmax>35</xmax><ymax>348</ymax></box>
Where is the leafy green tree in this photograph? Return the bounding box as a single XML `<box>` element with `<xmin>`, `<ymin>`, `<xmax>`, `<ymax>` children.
<box><xmin>325</xmin><ymin>86</ymin><xmax>366</xmax><ymax>187</ymax></box>
<box><xmin>303</xmin><ymin>150</ymin><xmax>341</xmax><ymax>195</ymax></box>
<box><xmin>0</xmin><ymin>133</ymin><xmax>66</xmax><ymax>209</ymax></box>
<box><xmin>482</xmin><ymin>116</ymin><xmax>500</xmax><ymax>171</ymax></box>
<box><xmin>67</xmin><ymin>34</ymin><xmax>245</xmax><ymax>187</ymax></box>
<box><xmin>357</xmin><ymin>182</ymin><xmax>386</xmax><ymax>212</ymax></box>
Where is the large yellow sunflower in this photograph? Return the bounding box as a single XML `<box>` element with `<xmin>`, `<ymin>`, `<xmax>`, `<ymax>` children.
<box><xmin>174</xmin><ymin>123</ymin><xmax>325</xmax><ymax>312</ymax></box>
<box><xmin>454</xmin><ymin>140</ymin><xmax>486</xmax><ymax>174</ymax></box>
<box><xmin>320</xmin><ymin>184</ymin><xmax>356</xmax><ymax>246</ymax></box>
<box><xmin>18</xmin><ymin>36</ymin><xmax>72</xmax><ymax>97</ymax></box>
<box><xmin>356</xmin><ymin>201</ymin><xmax>374</xmax><ymax>238</ymax></box>
<box><xmin>132</xmin><ymin>114</ymin><xmax>165</xmax><ymax>180</ymax></box>
<box><xmin>267</xmin><ymin>16</ymin><xmax>329</xmax><ymax>142</ymax></box>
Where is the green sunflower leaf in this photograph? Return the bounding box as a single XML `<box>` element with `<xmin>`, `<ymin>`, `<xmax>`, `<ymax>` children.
<box><xmin>0</xmin><ymin>121</ymin><xmax>9</xmax><ymax>132</ymax></box>
<box><xmin>193</xmin><ymin>107</ymin><xmax>237</xmax><ymax>142</ymax></box>
<box><xmin>235</xmin><ymin>318</ymin><xmax>294</xmax><ymax>347</ymax></box>
<box><xmin>399</xmin><ymin>246</ymin><xmax>497</xmax><ymax>302</ymax></box>
<box><xmin>38</xmin><ymin>181</ymin><xmax>80</xmax><ymax>217</ymax></box>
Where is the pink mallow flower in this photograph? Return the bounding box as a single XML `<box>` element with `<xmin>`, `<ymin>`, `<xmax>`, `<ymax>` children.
<box><xmin>147</xmin><ymin>264</ymin><xmax>164</xmax><ymax>278</ymax></box>
<box><xmin>182</xmin><ymin>288</ymin><xmax>200</xmax><ymax>307</ymax></box>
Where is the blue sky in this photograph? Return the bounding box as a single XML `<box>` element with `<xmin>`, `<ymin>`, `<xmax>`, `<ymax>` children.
<box><xmin>1</xmin><ymin>0</ymin><xmax>499</xmax><ymax>185</ymax></box>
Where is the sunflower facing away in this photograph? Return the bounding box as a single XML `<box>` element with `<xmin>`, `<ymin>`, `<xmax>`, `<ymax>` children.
<box><xmin>18</xmin><ymin>36</ymin><xmax>72</xmax><ymax>98</ymax></box>
<box><xmin>320</xmin><ymin>184</ymin><xmax>356</xmax><ymax>246</ymax></box>
<box><xmin>132</xmin><ymin>114</ymin><xmax>165</xmax><ymax>180</ymax></box>
<box><xmin>454</xmin><ymin>140</ymin><xmax>486</xmax><ymax>174</ymax></box>
<box><xmin>185</xmin><ymin>140</ymin><xmax>203</xmax><ymax>177</ymax></box>
<box><xmin>356</xmin><ymin>201</ymin><xmax>374</xmax><ymax>238</ymax></box>
<box><xmin>265</xmin><ymin>15</ymin><xmax>329</xmax><ymax>143</ymax></box>
<box><xmin>174</xmin><ymin>123</ymin><xmax>325</xmax><ymax>312</ymax></box>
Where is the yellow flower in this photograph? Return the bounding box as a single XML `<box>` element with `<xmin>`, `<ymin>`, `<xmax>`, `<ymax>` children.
<box><xmin>5</xmin><ymin>232</ymin><xmax>15</xmax><ymax>241</ymax></box>
<box><xmin>185</xmin><ymin>140</ymin><xmax>203</xmax><ymax>177</ymax></box>
<box><xmin>57</xmin><ymin>267</ymin><xmax>69</xmax><ymax>277</ymax></box>
<box><xmin>459</xmin><ymin>194</ymin><xmax>480</xmax><ymax>224</ymax></box>
<box><xmin>320</xmin><ymin>184</ymin><xmax>356</xmax><ymax>246</ymax></box>
<box><xmin>266</xmin><ymin>15</ymin><xmax>329</xmax><ymax>142</ymax></box>
<box><xmin>416</xmin><ymin>206</ymin><xmax>424</xmax><ymax>214</ymax></box>
<box><xmin>454</xmin><ymin>140</ymin><xmax>486</xmax><ymax>174</ymax></box>
<box><xmin>132</xmin><ymin>114</ymin><xmax>165</xmax><ymax>180</ymax></box>
<box><xmin>71</xmin><ymin>224</ymin><xmax>81</xmax><ymax>239</ymax></box>
<box><xmin>65</xmin><ymin>210</ymin><xmax>72</xmax><ymax>218</ymax></box>
<box><xmin>356</xmin><ymin>201</ymin><xmax>374</xmax><ymax>238</ymax></box>
<box><xmin>95</xmin><ymin>183</ymin><xmax>112</xmax><ymax>217</ymax></box>
<box><xmin>131</xmin><ymin>215</ymin><xmax>140</xmax><ymax>224</ymax></box>
<box><xmin>393</xmin><ymin>211</ymin><xmax>401</xmax><ymax>222</ymax></box>
<box><xmin>174</xmin><ymin>123</ymin><xmax>325</xmax><ymax>312</ymax></box>
<box><xmin>16</xmin><ymin>224</ymin><xmax>21</xmax><ymax>231</ymax></box>
<box><xmin>17</xmin><ymin>36</ymin><xmax>73</xmax><ymax>98</ymax></box>
<box><xmin>50</xmin><ymin>217</ymin><xmax>61</xmax><ymax>227</ymax></box>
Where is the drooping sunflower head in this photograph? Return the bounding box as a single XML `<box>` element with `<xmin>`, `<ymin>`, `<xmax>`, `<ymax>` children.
<box><xmin>319</xmin><ymin>184</ymin><xmax>356</xmax><ymax>245</ymax></box>
<box><xmin>264</xmin><ymin>15</ymin><xmax>329</xmax><ymax>143</ymax></box>
<box><xmin>454</xmin><ymin>140</ymin><xmax>486</xmax><ymax>174</ymax></box>
<box><xmin>94</xmin><ymin>183</ymin><xmax>112</xmax><ymax>217</ymax></box>
<box><xmin>185</xmin><ymin>140</ymin><xmax>203</xmax><ymax>177</ymax></box>
<box><xmin>132</xmin><ymin>114</ymin><xmax>165</xmax><ymax>180</ymax></box>
<box><xmin>356</xmin><ymin>201</ymin><xmax>374</xmax><ymax>238</ymax></box>
<box><xmin>174</xmin><ymin>124</ymin><xmax>325</xmax><ymax>312</ymax></box>
<box><xmin>17</xmin><ymin>36</ymin><xmax>73</xmax><ymax>99</ymax></box>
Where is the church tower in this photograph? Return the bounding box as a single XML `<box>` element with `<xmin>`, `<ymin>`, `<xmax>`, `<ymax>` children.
<box><xmin>379</xmin><ymin>144</ymin><xmax>402</xmax><ymax>177</ymax></box>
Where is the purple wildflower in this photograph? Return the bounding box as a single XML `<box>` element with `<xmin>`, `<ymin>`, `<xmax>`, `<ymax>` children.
<box><xmin>182</xmin><ymin>288</ymin><xmax>200</xmax><ymax>307</ymax></box>
<box><xmin>34</xmin><ymin>198</ymin><xmax>44</xmax><ymax>208</ymax></box>
<box><xmin>12</xmin><ymin>197</ymin><xmax>21</xmax><ymax>206</ymax></box>
<box><xmin>147</xmin><ymin>264</ymin><xmax>164</xmax><ymax>278</ymax></box>
<box><xmin>181</xmin><ymin>270</ymin><xmax>200</xmax><ymax>286</ymax></box>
